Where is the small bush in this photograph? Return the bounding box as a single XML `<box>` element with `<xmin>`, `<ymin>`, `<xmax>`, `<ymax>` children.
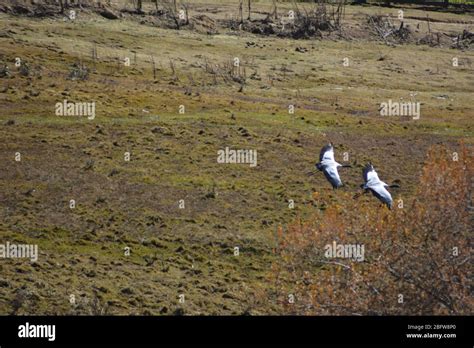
<box><xmin>68</xmin><ymin>62</ymin><xmax>89</xmax><ymax>81</ymax></box>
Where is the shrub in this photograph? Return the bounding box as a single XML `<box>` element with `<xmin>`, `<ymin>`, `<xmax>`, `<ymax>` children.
<box><xmin>68</xmin><ymin>62</ymin><xmax>89</xmax><ymax>81</ymax></box>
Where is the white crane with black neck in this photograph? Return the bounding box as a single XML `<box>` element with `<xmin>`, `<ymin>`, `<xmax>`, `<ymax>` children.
<box><xmin>309</xmin><ymin>143</ymin><xmax>352</xmax><ymax>189</ymax></box>
<box><xmin>355</xmin><ymin>163</ymin><xmax>400</xmax><ymax>209</ymax></box>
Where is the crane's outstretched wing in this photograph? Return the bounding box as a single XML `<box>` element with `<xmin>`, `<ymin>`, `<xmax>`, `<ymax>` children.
<box><xmin>363</xmin><ymin>164</ymin><xmax>371</xmax><ymax>183</ymax></box>
<box><xmin>323</xmin><ymin>165</ymin><xmax>343</xmax><ymax>189</ymax></box>
<box><xmin>363</xmin><ymin>163</ymin><xmax>380</xmax><ymax>186</ymax></box>
<box><xmin>319</xmin><ymin>144</ymin><xmax>335</xmax><ymax>163</ymax></box>
<box><xmin>369</xmin><ymin>184</ymin><xmax>393</xmax><ymax>208</ymax></box>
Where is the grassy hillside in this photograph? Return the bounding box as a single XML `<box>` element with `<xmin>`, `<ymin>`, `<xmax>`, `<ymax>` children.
<box><xmin>0</xmin><ymin>0</ymin><xmax>472</xmax><ymax>314</ymax></box>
